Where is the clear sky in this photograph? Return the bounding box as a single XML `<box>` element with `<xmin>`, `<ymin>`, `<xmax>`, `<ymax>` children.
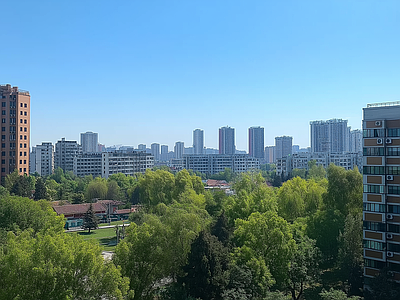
<box><xmin>1</xmin><ymin>0</ymin><xmax>399</xmax><ymax>151</ymax></box>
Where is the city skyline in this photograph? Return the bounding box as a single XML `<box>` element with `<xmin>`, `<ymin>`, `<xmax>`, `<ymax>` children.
<box><xmin>2</xmin><ymin>1</ymin><xmax>399</xmax><ymax>150</ymax></box>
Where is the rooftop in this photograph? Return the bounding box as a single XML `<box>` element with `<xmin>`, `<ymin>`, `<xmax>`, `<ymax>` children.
<box><xmin>366</xmin><ymin>101</ymin><xmax>400</xmax><ymax>108</ymax></box>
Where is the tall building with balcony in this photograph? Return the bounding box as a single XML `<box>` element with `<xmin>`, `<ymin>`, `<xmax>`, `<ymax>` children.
<box><xmin>81</xmin><ymin>131</ymin><xmax>99</xmax><ymax>153</ymax></box>
<box><xmin>30</xmin><ymin>142</ymin><xmax>54</xmax><ymax>176</ymax></box>
<box><xmin>55</xmin><ymin>138</ymin><xmax>82</xmax><ymax>172</ymax></box>
<box><xmin>249</xmin><ymin>126</ymin><xmax>264</xmax><ymax>159</ymax></box>
<box><xmin>362</xmin><ymin>102</ymin><xmax>400</xmax><ymax>285</ymax></box>
<box><xmin>193</xmin><ymin>129</ymin><xmax>204</xmax><ymax>154</ymax></box>
<box><xmin>275</xmin><ymin>136</ymin><xmax>292</xmax><ymax>161</ymax></box>
<box><xmin>219</xmin><ymin>126</ymin><xmax>235</xmax><ymax>155</ymax></box>
<box><xmin>0</xmin><ymin>84</ymin><xmax>30</xmax><ymax>180</ymax></box>
<box><xmin>310</xmin><ymin>119</ymin><xmax>350</xmax><ymax>153</ymax></box>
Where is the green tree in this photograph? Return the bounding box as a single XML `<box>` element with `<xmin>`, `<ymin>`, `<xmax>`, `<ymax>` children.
<box><xmin>234</xmin><ymin>211</ymin><xmax>296</xmax><ymax>289</ymax></box>
<box><xmin>0</xmin><ymin>230</ymin><xmax>129</xmax><ymax>300</ymax></box>
<box><xmin>139</xmin><ymin>169</ymin><xmax>176</xmax><ymax>206</ymax></box>
<box><xmin>107</xmin><ymin>179</ymin><xmax>122</xmax><ymax>200</ymax></box>
<box><xmin>291</xmin><ymin>169</ymin><xmax>306</xmax><ymax>179</ymax></box>
<box><xmin>180</xmin><ymin>231</ymin><xmax>230</xmax><ymax>300</ymax></box>
<box><xmin>320</xmin><ymin>288</ymin><xmax>361</xmax><ymax>300</ymax></box>
<box><xmin>86</xmin><ymin>177</ymin><xmax>108</xmax><ymax>200</ymax></box>
<box><xmin>34</xmin><ymin>177</ymin><xmax>47</xmax><ymax>200</ymax></box>
<box><xmin>337</xmin><ymin>213</ymin><xmax>363</xmax><ymax>295</ymax></box>
<box><xmin>82</xmin><ymin>203</ymin><xmax>99</xmax><ymax>233</ymax></box>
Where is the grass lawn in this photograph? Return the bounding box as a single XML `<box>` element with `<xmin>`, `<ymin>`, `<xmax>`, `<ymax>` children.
<box><xmin>68</xmin><ymin>227</ymin><xmax>119</xmax><ymax>251</ymax></box>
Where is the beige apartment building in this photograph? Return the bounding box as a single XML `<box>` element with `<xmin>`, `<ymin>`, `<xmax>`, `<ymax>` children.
<box><xmin>363</xmin><ymin>102</ymin><xmax>400</xmax><ymax>285</ymax></box>
<box><xmin>0</xmin><ymin>84</ymin><xmax>30</xmax><ymax>181</ymax></box>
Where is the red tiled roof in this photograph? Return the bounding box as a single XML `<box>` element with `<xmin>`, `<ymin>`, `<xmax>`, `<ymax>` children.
<box><xmin>53</xmin><ymin>203</ymin><xmax>106</xmax><ymax>216</ymax></box>
<box><xmin>206</xmin><ymin>179</ymin><xmax>229</xmax><ymax>187</ymax></box>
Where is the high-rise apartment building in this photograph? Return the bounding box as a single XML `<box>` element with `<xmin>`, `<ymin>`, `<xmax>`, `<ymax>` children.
<box><xmin>175</xmin><ymin>141</ymin><xmax>184</xmax><ymax>159</ymax></box>
<box><xmin>310</xmin><ymin>119</ymin><xmax>350</xmax><ymax>153</ymax></box>
<box><xmin>160</xmin><ymin>145</ymin><xmax>168</xmax><ymax>161</ymax></box>
<box><xmin>193</xmin><ymin>129</ymin><xmax>204</xmax><ymax>154</ymax></box>
<box><xmin>81</xmin><ymin>131</ymin><xmax>99</xmax><ymax>153</ymax></box>
<box><xmin>138</xmin><ymin>144</ymin><xmax>146</xmax><ymax>151</ymax></box>
<box><xmin>219</xmin><ymin>126</ymin><xmax>235</xmax><ymax>155</ymax></box>
<box><xmin>362</xmin><ymin>102</ymin><xmax>400</xmax><ymax>284</ymax></box>
<box><xmin>264</xmin><ymin>146</ymin><xmax>275</xmax><ymax>163</ymax></box>
<box><xmin>0</xmin><ymin>84</ymin><xmax>30</xmax><ymax>180</ymax></box>
<box><xmin>249</xmin><ymin>126</ymin><xmax>264</xmax><ymax>159</ymax></box>
<box><xmin>55</xmin><ymin>138</ymin><xmax>82</xmax><ymax>172</ymax></box>
<box><xmin>275</xmin><ymin>136</ymin><xmax>292</xmax><ymax>161</ymax></box>
<box><xmin>30</xmin><ymin>142</ymin><xmax>54</xmax><ymax>176</ymax></box>
<box><xmin>151</xmin><ymin>143</ymin><xmax>160</xmax><ymax>161</ymax></box>
<box><xmin>350</xmin><ymin>129</ymin><xmax>363</xmax><ymax>153</ymax></box>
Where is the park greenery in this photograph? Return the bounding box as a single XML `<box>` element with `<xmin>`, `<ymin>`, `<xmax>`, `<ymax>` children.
<box><xmin>0</xmin><ymin>164</ymin><xmax>396</xmax><ymax>299</ymax></box>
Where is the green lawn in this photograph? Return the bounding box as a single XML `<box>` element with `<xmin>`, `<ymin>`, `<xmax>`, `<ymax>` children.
<box><xmin>68</xmin><ymin>227</ymin><xmax>119</xmax><ymax>251</ymax></box>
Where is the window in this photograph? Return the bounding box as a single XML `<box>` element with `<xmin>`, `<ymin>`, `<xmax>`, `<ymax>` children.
<box><xmin>1</xmin><ymin>111</ymin><xmax>5</xmax><ymax>116</ymax></box>
<box><xmin>23</xmin><ymin>160</ymin><xmax>26</xmax><ymax>164</ymax></box>
<box><xmin>20</xmin><ymin>103</ymin><xmax>23</xmax><ymax>107</ymax></box>
<box><xmin>24</xmin><ymin>127</ymin><xmax>27</xmax><ymax>132</ymax></box>
<box><xmin>388</xmin><ymin>205</ymin><xmax>400</xmax><ymax>214</ymax></box>
<box><xmin>363</xmin><ymin>129</ymin><xmax>385</xmax><ymax>137</ymax></box>
<box><xmin>388</xmin><ymin>243</ymin><xmax>400</xmax><ymax>253</ymax></box>
<box><xmin>364</xmin><ymin>184</ymin><xmax>385</xmax><ymax>193</ymax></box>
<box><xmin>1</xmin><ymin>152</ymin><xmax>4</xmax><ymax>156</ymax></box>
<box><xmin>24</xmin><ymin>135</ymin><xmax>26</xmax><ymax>140</ymax></box>
<box><xmin>364</xmin><ymin>147</ymin><xmax>385</xmax><ymax>156</ymax></box>
<box><xmin>365</xmin><ymin>259</ymin><xmax>385</xmax><ymax>269</ymax></box>
<box><xmin>19</xmin><ymin>135</ymin><xmax>22</xmax><ymax>140</ymax></box>
<box><xmin>1</xmin><ymin>127</ymin><xmax>4</xmax><ymax>132</ymax></box>
<box><xmin>19</xmin><ymin>143</ymin><xmax>22</xmax><ymax>148</ymax></box>
<box><xmin>24</xmin><ymin>152</ymin><xmax>26</xmax><ymax>156</ymax></box>
<box><xmin>19</xmin><ymin>152</ymin><xmax>22</xmax><ymax>156</ymax></box>
<box><xmin>1</xmin><ymin>143</ymin><xmax>5</xmax><ymax>148</ymax></box>
<box><xmin>24</xmin><ymin>143</ymin><xmax>26</xmax><ymax>148</ymax></box>
<box><xmin>1</xmin><ymin>102</ymin><xmax>5</xmax><ymax>107</ymax></box>
<box><xmin>363</xmin><ymin>239</ymin><xmax>385</xmax><ymax>251</ymax></box>
<box><xmin>364</xmin><ymin>203</ymin><xmax>386</xmax><ymax>212</ymax></box>
<box><xmin>24</xmin><ymin>112</ymin><xmax>27</xmax><ymax>116</ymax></box>
<box><xmin>19</xmin><ymin>168</ymin><xmax>22</xmax><ymax>172</ymax></box>
<box><xmin>24</xmin><ymin>120</ymin><xmax>26</xmax><ymax>124</ymax></box>
<box><xmin>2</xmin><ymin>119</ymin><xmax>5</xmax><ymax>124</ymax></box>
<box><xmin>387</xmin><ymin>148</ymin><xmax>400</xmax><ymax>156</ymax></box>
<box><xmin>1</xmin><ymin>135</ymin><xmax>5</xmax><ymax>141</ymax></box>
<box><xmin>19</xmin><ymin>160</ymin><xmax>22</xmax><ymax>164</ymax></box>
<box><xmin>388</xmin><ymin>224</ymin><xmax>400</xmax><ymax>233</ymax></box>
<box><xmin>20</xmin><ymin>111</ymin><xmax>22</xmax><ymax>115</ymax></box>
<box><xmin>24</xmin><ymin>104</ymin><xmax>27</xmax><ymax>108</ymax></box>
<box><xmin>1</xmin><ymin>168</ymin><xmax>5</xmax><ymax>172</ymax></box>
<box><xmin>388</xmin><ymin>185</ymin><xmax>400</xmax><ymax>195</ymax></box>
<box><xmin>1</xmin><ymin>160</ymin><xmax>4</xmax><ymax>164</ymax></box>
<box><xmin>388</xmin><ymin>128</ymin><xmax>400</xmax><ymax>137</ymax></box>
<box><xmin>23</xmin><ymin>168</ymin><xmax>26</xmax><ymax>172</ymax></box>
<box><xmin>20</xmin><ymin>119</ymin><xmax>22</xmax><ymax>123</ymax></box>
<box><xmin>20</xmin><ymin>127</ymin><xmax>22</xmax><ymax>131</ymax></box>
<box><xmin>387</xmin><ymin>166</ymin><xmax>400</xmax><ymax>175</ymax></box>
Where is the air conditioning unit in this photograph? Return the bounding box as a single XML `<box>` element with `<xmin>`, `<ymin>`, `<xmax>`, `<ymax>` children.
<box><xmin>387</xmin><ymin>175</ymin><xmax>394</xmax><ymax>181</ymax></box>
<box><xmin>387</xmin><ymin>214</ymin><xmax>394</xmax><ymax>220</ymax></box>
<box><xmin>387</xmin><ymin>233</ymin><xmax>394</xmax><ymax>239</ymax></box>
<box><xmin>375</xmin><ymin>121</ymin><xmax>382</xmax><ymax>126</ymax></box>
<box><xmin>377</xmin><ymin>138</ymin><xmax>383</xmax><ymax>144</ymax></box>
<box><xmin>386</xmin><ymin>138</ymin><xmax>392</xmax><ymax>144</ymax></box>
<box><xmin>387</xmin><ymin>252</ymin><xmax>394</xmax><ymax>258</ymax></box>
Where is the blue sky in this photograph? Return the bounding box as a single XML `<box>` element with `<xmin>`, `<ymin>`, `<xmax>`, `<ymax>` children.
<box><xmin>1</xmin><ymin>0</ymin><xmax>399</xmax><ymax>151</ymax></box>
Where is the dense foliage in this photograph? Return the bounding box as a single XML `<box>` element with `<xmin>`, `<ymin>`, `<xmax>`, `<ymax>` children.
<box><xmin>0</xmin><ymin>164</ymin><xmax>372</xmax><ymax>299</ymax></box>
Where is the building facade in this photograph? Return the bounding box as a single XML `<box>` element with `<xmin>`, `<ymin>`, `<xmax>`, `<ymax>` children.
<box><xmin>275</xmin><ymin>136</ymin><xmax>292</xmax><ymax>161</ymax></box>
<box><xmin>102</xmin><ymin>151</ymin><xmax>154</xmax><ymax>179</ymax></box>
<box><xmin>73</xmin><ymin>153</ymin><xmax>102</xmax><ymax>177</ymax></box>
<box><xmin>310</xmin><ymin>119</ymin><xmax>350</xmax><ymax>153</ymax></box>
<box><xmin>193</xmin><ymin>129</ymin><xmax>204</xmax><ymax>155</ymax></box>
<box><xmin>175</xmin><ymin>141</ymin><xmax>184</xmax><ymax>159</ymax></box>
<box><xmin>30</xmin><ymin>142</ymin><xmax>54</xmax><ymax>176</ymax></box>
<box><xmin>276</xmin><ymin>152</ymin><xmax>362</xmax><ymax>177</ymax></box>
<box><xmin>150</xmin><ymin>143</ymin><xmax>160</xmax><ymax>161</ymax></box>
<box><xmin>80</xmin><ymin>131</ymin><xmax>98</xmax><ymax>153</ymax></box>
<box><xmin>264</xmin><ymin>146</ymin><xmax>275</xmax><ymax>163</ymax></box>
<box><xmin>54</xmin><ymin>138</ymin><xmax>82</xmax><ymax>172</ymax></box>
<box><xmin>350</xmin><ymin>129</ymin><xmax>363</xmax><ymax>153</ymax></box>
<box><xmin>219</xmin><ymin>126</ymin><xmax>235</xmax><ymax>155</ymax></box>
<box><xmin>183</xmin><ymin>154</ymin><xmax>259</xmax><ymax>175</ymax></box>
<box><xmin>362</xmin><ymin>102</ymin><xmax>400</xmax><ymax>284</ymax></box>
<box><xmin>249</xmin><ymin>126</ymin><xmax>264</xmax><ymax>159</ymax></box>
<box><xmin>0</xmin><ymin>84</ymin><xmax>30</xmax><ymax>179</ymax></box>
<box><xmin>160</xmin><ymin>145</ymin><xmax>169</xmax><ymax>161</ymax></box>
